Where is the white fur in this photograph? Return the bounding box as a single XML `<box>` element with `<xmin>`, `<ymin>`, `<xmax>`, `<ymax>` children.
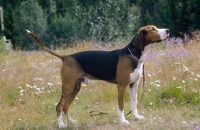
<box><xmin>129</xmin><ymin>46</ymin><xmax>150</xmax><ymax>120</ymax></box>
<box><xmin>157</xmin><ymin>28</ymin><xmax>169</xmax><ymax>40</ymax></box>
<box><xmin>26</xmin><ymin>29</ymin><xmax>31</xmax><ymax>33</ymax></box>
<box><xmin>117</xmin><ymin>108</ymin><xmax>130</xmax><ymax>124</ymax></box>
<box><xmin>67</xmin><ymin>115</ymin><xmax>77</xmax><ymax>124</ymax></box>
<box><xmin>58</xmin><ymin>113</ymin><xmax>67</xmax><ymax>128</ymax></box>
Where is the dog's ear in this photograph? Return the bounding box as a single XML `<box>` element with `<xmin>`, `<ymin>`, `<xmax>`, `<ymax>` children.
<box><xmin>133</xmin><ymin>30</ymin><xmax>146</xmax><ymax>50</ymax></box>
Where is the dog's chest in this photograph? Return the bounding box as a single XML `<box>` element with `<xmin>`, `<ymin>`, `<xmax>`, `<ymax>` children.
<box><xmin>129</xmin><ymin>47</ymin><xmax>148</xmax><ymax>83</ymax></box>
<box><xmin>129</xmin><ymin>62</ymin><xmax>143</xmax><ymax>83</ymax></box>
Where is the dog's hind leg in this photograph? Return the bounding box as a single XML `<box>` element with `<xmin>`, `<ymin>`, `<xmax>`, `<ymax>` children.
<box><xmin>63</xmin><ymin>79</ymin><xmax>82</xmax><ymax>124</ymax></box>
<box><xmin>56</xmin><ymin>86</ymin><xmax>72</xmax><ymax>128</ymax></box>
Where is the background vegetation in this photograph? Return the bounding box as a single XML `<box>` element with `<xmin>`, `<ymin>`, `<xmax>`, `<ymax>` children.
<box><xmin>0</xmin><ymin>0</ymin><xmax>200</xmax><ymax>49</ymax></box>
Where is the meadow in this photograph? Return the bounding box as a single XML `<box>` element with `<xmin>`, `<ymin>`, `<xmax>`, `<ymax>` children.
<box><xmin>0</xmin><ymin>33</ymin><xmax>200</xmax><ymax>130</ymax></box>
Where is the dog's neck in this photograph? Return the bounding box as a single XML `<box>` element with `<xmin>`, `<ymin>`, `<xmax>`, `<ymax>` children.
<box><xmin>124</xmin><ymin>43</ymin><xmax>142</xmax><ymax>60</ymax></box>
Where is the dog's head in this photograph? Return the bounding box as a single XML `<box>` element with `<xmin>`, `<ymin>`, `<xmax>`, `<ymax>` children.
<box><xmin>133</xmin><ymin>25</ymin><xmax>169</xmax><ymax>50</ymax></box>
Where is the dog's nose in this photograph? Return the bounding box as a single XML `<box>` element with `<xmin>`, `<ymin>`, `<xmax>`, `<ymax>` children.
<box><xmin>166</xmin><ymin>29</ymin><xmax>170</xmax><ymax>34</ymax></box>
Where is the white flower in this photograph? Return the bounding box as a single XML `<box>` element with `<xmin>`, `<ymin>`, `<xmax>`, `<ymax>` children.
<box><xmin>177</xmin><ymin>86</ymin><xmax>182</xmax><ymax>89</ymax></box>
<box><xmin>47</xmin><ymin>83</ymin><xmax>53</xmax><ymax>86</ymax></box>
<box><xmin>192</xmin><ymin>89</ymin><xmax>197</xmax><ymax>93</ymax></box>
<box><xmin>183</xmin><ymin>66</ymin><xmax>189</xmax><ymax>72</ymax></box>
<box><xmin>35</xmin><ymin>88</ymin><xmax>40</xmax><ymax>91</ymax></box>
<box><xmin>147</xmin><ymin>73</ymin><xmax>151</xmax><ymax>77</ymax></box>
<box><xmin>34</xmin><ymin>77</ymin><xmax>43</xmax><ymax>81</ymax></box>
<box><xmin>82</xmin><ymin>83</ymin><xmax>87</xmax><ymax>87</ymax></box>
<box><xmin>156</xmin><ymin>84</ymin><xmax>160</xmax><ymax>87</ymax></box>
<box><xmin>154</xmin><ymin>80</ymin><xmax>161</xmax><ymax>84</ymax></box>
<box><xmin>172</xmin><ymin>76</ymin><xmax>176</xmax><ymax>80</ymax></box>
<box><xmin>19</xmin><ymin>90</ymin><xmax>25</xmax><ymax>93</ymax></box>
<box><xmin>25</xmin><ymin>84</ymin><xmax>31</xmax><ymax>88</ymax></box>
<box><xmin>182</xmin><ymin>80</ymin><xmax>185</xmax><ymax>83</ymax></box>
<box><xmin>174</xmin><ymin>62</ymin><xmax>180</xmax><ymax>65</ymax></box>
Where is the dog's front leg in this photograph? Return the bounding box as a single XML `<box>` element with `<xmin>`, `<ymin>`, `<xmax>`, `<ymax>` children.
<box><xmin>117</xmin><ymin>86</ymin><xmax>130</xmax><ymax>124</ymax></box>
<box><xmin>129</xmin><ymin>81</ymin><xmax>144</xmax><ymax>120</ymax></box>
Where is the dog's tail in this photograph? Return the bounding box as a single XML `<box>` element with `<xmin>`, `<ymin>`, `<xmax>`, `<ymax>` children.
<box><xmin>26</xmin><ymin>30</ymin><xmax>64</xmax><ymax>60</ymax></box>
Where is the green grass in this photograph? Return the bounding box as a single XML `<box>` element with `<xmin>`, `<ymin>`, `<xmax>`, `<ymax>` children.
<box><xmin>0</xmin><ymin>39</ymin><xmax>200</xmax><ymax>129</ymax></box>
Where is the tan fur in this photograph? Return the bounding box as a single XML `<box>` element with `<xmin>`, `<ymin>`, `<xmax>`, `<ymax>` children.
<box><xmin>116</xmin><ymin>55</ymin><xmax>137</xmax><ymax>110</ymax></box>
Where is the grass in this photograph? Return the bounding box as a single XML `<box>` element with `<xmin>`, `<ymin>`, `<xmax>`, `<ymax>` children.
<box><xmin>0</xmin><ymin>36</ymin><xmax>200</xmax><ymax>129</ymax></box>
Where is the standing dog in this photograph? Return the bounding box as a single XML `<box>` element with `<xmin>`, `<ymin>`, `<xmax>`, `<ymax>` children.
<box><xmin>26</xmin><ymin>25</ymin><xmax>169</xmax><ymax>128</ymax></box>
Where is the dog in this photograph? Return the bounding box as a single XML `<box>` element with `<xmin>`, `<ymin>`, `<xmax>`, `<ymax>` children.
<box><xmin>26</xmin><ymin>25</ymin><xmax>169</xmax><ymax>128</ymax></box>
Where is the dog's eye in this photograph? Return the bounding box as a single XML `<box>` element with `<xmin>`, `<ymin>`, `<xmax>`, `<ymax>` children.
<box><xmin>151</xmin><ymin>28</ymin><xmax>156</xmax><ymax>32</ymax></box>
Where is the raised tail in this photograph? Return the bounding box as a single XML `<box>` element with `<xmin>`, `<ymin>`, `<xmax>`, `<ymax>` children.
<box><xmin>26</xmin><ymin>30</ymin><xmax>64</xmax><ymax>60</ymax></box>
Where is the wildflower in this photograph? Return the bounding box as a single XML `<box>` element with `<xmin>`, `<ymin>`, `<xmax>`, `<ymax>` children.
<box><xmin>47</xmin><ymin>83</ymin><xmax>53</xmax><ymax>86</ymax></box>
<box><xmin>19</xmin><ymin>90</ymin><xmax>25</xmax><ymax>93</ymax></box>
<box><xmin>197</xmin><ymin>74</ymin><xmax>200</xmax><ymax>78</ymax></box>
<box><xmin>160</xmin><ymin>53</ymin><xmax>165</xmax><ymax>56</ymax></box>
<box><xmin>174</xmin><ymin>62</ymin><xmax>181</xmax><ymax>65</ymax></box>
<box><xmin>191</xmin><ymin>71</ymin><xmax>194</xmax><ymax>75</ymax></box>
<box><xmin>154</xmin><ymin>80</ymin><xmax>161</xmax><ymax>84</ymax></box>
<box><xmin>156</xmin><ymin>84</ymin><xmax>160</xmax><ymax>87</ymax></box>
<box><xmin>194</xmin><ymin>78</ymin><xmax>197</xmax><ymax>81</ymax></box>
<box><xmin>172</xmin><ymin>76</ymin><xmax>176</xmax><ymax>80</ymax></box>
<box><xmin>35</xmin><ymin>92</ymin><xmax>39</xmax><ymax>95</ymax></box>
<box><xmin>182</xmin><ymin>66</ymin><xmax>189</xmax><ymax>72</ymax></box>
<box><xmin>182</xmin><ymin>121</ymin><xmax>186</xmax><ymax>124</ymax></box>
<box><xmin>25</xmin><ymin>84</ymin><xmax>31</xmax><ymax>88</ymax></box>
<box><xmin>147</xmin><ymin>73</ymin><xmax>151</xmax><ymax>77</ymax></box>
<box><xmin>82</xmin><ymin>83</ymin><xmax>87</xmax><ymax>87</ymax></box>
<box><xmin>194</xmin><ymin>126</ymin><xmax>198</xmax><ymax>130</ymax></box>
<box><xmin>35</xmin><ymin>88</ymin><xmax>40</xmax><ymax>91</ymax></box>
<box><xmin>34</xmin><ymin>77</ymin><xmax>43</xmax><ymax>81</ymax></box>
<box><xmin>192</xmin><ymin>89</ymin><xmax>197</xmax><ymax>93</ymax></box>
<box><xmin>182</xmin><ymin>80</ymin><xmax>185</xmax><ymax>83</ymax></box>
<box><xmin>176</xmin><ymin>86</ymin><xmax>182</xmax><ymax>89</ymax></box>
<box><xmin>54</xmin><ymin>75</ymin><xmax>58</xmax><ymax>78</ymax></box>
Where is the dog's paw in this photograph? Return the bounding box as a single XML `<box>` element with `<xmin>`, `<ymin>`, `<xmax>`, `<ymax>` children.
<box><xmin>69</xmin><ymin>119</ymin><xmax>77</xmax><ymax>124</ymax></box>
<box><xmin>68</xmin><ymin>116</ymin><xmax>77</xmax><ymax>124</ymax></box>
<box><xmin>120</xmin><ymin>119</ymin><xmax>130</xmax><ymax>125</ymax></box>
<box><xmin>135</xmin><ymin>115</ymin><xmax>145</xmax><ymax>120</ymax></box>
<box><xmin>58</xmin><ymin>123</ymin><xmax>67</xmax><ymax>128</ymax></box>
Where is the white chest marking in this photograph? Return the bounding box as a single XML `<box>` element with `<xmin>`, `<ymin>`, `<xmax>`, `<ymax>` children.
<box><xmin>129</xmin><ymin>46</ymin><xmax>149</xmax><ymax>83</ymax></box>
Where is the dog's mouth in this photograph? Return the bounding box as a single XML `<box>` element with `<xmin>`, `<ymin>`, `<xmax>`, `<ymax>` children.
<box><xmin>157</xmin><ymin>34</ymin><xmax>169</xmax><ymax>43</ymax></box>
